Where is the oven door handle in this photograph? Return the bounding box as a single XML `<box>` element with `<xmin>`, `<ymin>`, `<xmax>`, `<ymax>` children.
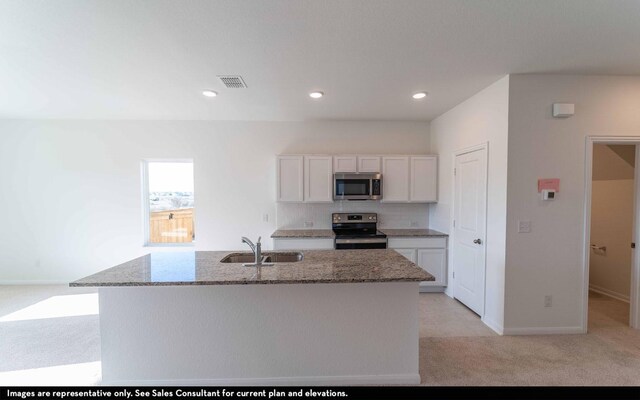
<box><xmin>335</xmin><ymin>238</ymin><xmax>388</xmax><ymax>244</ymax></box>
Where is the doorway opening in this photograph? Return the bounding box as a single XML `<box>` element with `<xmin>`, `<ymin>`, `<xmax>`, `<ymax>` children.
<box><xmin>584</xmin><ymin>137</ymin><xmax>640</xmax><ymax>331</ymax></box>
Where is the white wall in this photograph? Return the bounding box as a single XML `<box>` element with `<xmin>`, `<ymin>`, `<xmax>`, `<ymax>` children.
<box><xmin>0</xmin><ymin>120</ymin><xmax>429</xmax><ymax>283</ymax></box>
<box><xmin>429</xmin><ymin>76</ymin><xmax>510</xmax><ymax>333</ymax></box>
<box><xmin>592</xmin><ymin>144</ymin><xmax>634</xmax><ymax>181</ymax></box>
<box><xmin>505</xmin><ymin>75</ymin><xmax>640</xmax><ymax>333</ymax></box>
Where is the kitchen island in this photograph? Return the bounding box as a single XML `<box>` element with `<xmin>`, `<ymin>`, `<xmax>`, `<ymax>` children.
<box><xmin>71</xmin><ymin>249</ymin><xmax>432</xmax><ymax>385</ymax></box>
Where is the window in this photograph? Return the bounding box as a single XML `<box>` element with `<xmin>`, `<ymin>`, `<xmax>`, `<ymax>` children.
<box><xmin>142</xmin><ymin>160</ymin><xmax>195</xmax><ymax>245</ymax></box>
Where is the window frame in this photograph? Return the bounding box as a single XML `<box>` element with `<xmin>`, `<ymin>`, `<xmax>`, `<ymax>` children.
<box><xmin>141</xmin><ymin>159</ymin><xmax>196</xmax><ymax>247</ymax></box>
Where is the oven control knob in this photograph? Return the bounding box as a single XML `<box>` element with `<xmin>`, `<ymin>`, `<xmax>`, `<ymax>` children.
<box><xmin>369</xmin><ymin>216</ymin><xmax>373</xmax><ymax>220</ymax></box>
<box><xmin>337</xmin><ymin>216</ymin><xmax>341</xmax><ymax>220</ymax></box>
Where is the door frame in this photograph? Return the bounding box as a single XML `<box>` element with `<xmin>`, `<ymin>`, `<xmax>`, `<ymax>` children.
<box><xmin>450</xmin><ymin>142</ymin><xmax>489</xmax><ymax>319</ymax></box>
<box><xmin>583</xmin><ymin>136</ymin><xmax>640</xmax><ymax>331</ymax></box>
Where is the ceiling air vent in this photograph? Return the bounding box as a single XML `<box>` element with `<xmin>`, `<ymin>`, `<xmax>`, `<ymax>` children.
<box><xmin>217</xmin><ymin>75</ymin><xmax>247</xmax><ymax>88</ymax></box>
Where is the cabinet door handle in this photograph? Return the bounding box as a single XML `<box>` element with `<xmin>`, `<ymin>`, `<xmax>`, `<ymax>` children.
<box><xmin>473</xmin><ymin>238</ymin><xmax>482</xmax><ymax>245</ymax></box>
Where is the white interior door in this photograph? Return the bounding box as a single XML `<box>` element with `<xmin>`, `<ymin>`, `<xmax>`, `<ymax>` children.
<box><xmin>453</xmin><ymin>147</ymin><xmax>487</xmax><ymax>315</ymax></box>
<box><xmin>632</xmin><ymin>145</ymin><xmax>640</xmax><ymax>329</ymax></box>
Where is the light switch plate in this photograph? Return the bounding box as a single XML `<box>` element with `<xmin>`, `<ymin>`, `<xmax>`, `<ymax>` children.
<box><xmin>518</xmin><ymin>220</ymin><xmax>531</xmax><ymax>233</ymax></box>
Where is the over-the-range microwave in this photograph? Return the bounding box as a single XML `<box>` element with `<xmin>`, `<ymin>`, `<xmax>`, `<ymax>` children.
<box><xmin>333</xmin><ymin>173</ymin><xmax>382</xmax><ymax>201</ymax></box>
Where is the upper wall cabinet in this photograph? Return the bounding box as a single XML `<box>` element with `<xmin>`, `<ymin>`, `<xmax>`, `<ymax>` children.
<box><xmin>304</xmin><ymin>156</ymin><xmax>333</xmax><ymax>202</ymax></box>
<box><xmin>381</xmin><ymin>157</ymin><xmax>410</xmax><ymax>202</ymax></box>
<box><xmin>277</xmin><ymin>155</ymin><xmax>304</xmax><ymax>202</ymax></box>
<box><xmin>277</xmin><ymin>154</ymin><xmax>436</xmax><ymax>203</ymax></box>
<box><xmin>277</xmin><ymin>155</ymin><xmax>332</xmax><ymax>203</ymax></box>
<box><xmin>333</xmin><ymin>155</ymin><xmax>381</xmax><ymax>173</ymax></box>
<box><xmin>357</xmin><ymin>156</ymin><xmax>381</xmax><ymax>173</ymax></box>
<box><xmin>410</xmin><ymin>156</ymin><xmax>437</xmax><ymax>202</ymax></box>
<box><xmin>382</xmin><ymin>156</ymin><xmax>438</xmax><ymax>203</ymax></box>
<box><xmin>333</xmin><ymin>156</ymin><xmax>357</xmax><ymax>173</ymax></box>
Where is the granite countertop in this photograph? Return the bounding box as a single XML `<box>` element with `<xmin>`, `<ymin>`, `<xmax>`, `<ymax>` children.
<box><xmin>271</xmin><ymin>228</ymin><xmax>447</xmax><ymax>238</ymax></box>
<box><xmin>380</xmin><ymin>229</ymin><xmax>448</xmax><ymax>237</ymax></box>
<box><xmin>271</xmin><ymin>229</ymin><xmax>335</xmax><ymax>238</ymax></box>
<box><xmin>70</xmin><ymin>249</ymin><xmax>433</xmax><ymax>287</ymax></box>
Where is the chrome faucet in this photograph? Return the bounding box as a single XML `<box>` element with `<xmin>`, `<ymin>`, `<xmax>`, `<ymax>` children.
<box><xmin>241</xmin><ymin>236</ymin><xmax>272</xmax><ymax>267</ymax></box>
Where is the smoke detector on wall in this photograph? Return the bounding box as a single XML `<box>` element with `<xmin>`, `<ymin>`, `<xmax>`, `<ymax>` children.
<box><xmin>217</xmin><ymin>75</ymin><xmax>247</xmax><ymax>88</ymax></box>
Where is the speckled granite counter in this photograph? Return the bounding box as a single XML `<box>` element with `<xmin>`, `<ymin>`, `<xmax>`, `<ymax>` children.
<box><xmin>271</xmin><ymin>228</ymin><xmax>447</xmax><ymax>238</ymax></box>
<box><xmin>270</xmin><ymin>229</ymin><xmax>335</xmax><ymax>238</ymax></box>
<box><xmin>380</xmin><ymin>228</ymin><xmax>448</xmax><ymax>237</ymax></box>
<box><xmin>70</xmin><ymin>249</ymin><xmax>433</xmax><ymax>287</ymax></box>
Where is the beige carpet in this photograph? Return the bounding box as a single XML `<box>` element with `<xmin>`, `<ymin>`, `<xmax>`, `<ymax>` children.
<box><xmin>419</xmin><ymin>291</ymin><xmax>640</xmax><ymax>385</ymax></box>
<box><xmin>0</xmin><ymin>285</ymin><xmax>101</xmax><ymax>385</ymax></box>
<box><xmin>0</xmin><ymin>285</ymin><xmax>638</xmax><ymax>385</ymax></box>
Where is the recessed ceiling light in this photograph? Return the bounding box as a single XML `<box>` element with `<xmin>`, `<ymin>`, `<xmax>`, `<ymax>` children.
<box><xmin>202</xmin><ymin>90</ymin><xmax>218</xmax><ymax>97</ymax></box>
<box><xmin>412</xmin><ymin>92</ymin><xmax>427</xmax><ymax>100</ymax></box>
<box><xmin>309</xmin><ymin>91</ymin><xmax>324</xmax><ymax>99</ymax></box>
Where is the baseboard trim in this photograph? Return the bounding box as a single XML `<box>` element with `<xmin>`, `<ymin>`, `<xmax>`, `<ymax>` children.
<box><xmin>443</xmin><ymin>286</ymin><xmax>453</xmax><ymax>298</ymax></box>
<box><xmin>102</xmin><ymin>373</ymin><xmax>421</xmax><ymax>386</ymax></box>
<box><xmin>419</xmin><ymin>285</ymin><xmax>446</xmax><ymax>293</ymax></box>
<box><xmin>502</xmin><ymin>326</ymin><xmax>583</xmax><ymax>335</ymax></box>
<box><xmin>589</xmin><ymin>284</ymin><xmax>630</xmax><ymax>303</ymax></box>
<box><xmin>481</xmin><ymin>316</ymin><xmax>504</xmax><ymax>335</ymax></box>
<box><xmin>0</xmin><ymin>280</ymin><xmax>69</xmax><ymax>285</ymax></box>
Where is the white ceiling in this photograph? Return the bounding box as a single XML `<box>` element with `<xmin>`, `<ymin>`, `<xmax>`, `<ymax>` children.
<box><xmin>1</xmin><ymin>0</ymin><xmax>640</xmax><ymax>121</ymax></box>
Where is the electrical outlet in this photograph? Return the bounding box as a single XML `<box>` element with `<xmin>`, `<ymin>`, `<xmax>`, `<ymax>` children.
<box><xmin>410</xmin><ymin>221</ymin><xmax>419</xmax><ymax>227</ymax></box>
<box><xmin>263</xmin><ymin>214</ymin><xmax>269</xmax><ymax>222</ymax></box>
<box><xmin>544</xmin><ymin>295</ymin><xmax>552</xmax><ymax>307</ymax></box>
<box><xmin>518</xmin><ymin>220</ymin><xmax>531</xmax><ymax>233</ymax></box>
<box><xmin>304</xmin><ymin>221</ymin><xmax>314</xmax><ymax>228</ymax></box>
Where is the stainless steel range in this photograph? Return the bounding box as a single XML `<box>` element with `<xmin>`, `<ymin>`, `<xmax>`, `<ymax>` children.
<box><xmin>332</xmin><ymin>213</ymin><xmax>388</xmax><ymax>249</ymax></box>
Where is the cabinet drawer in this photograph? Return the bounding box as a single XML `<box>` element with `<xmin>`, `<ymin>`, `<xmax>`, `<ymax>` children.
<box><xmin>388</xmin><ymin>237</ymin><xmax>446</xmax><ymax>249</ymax></box>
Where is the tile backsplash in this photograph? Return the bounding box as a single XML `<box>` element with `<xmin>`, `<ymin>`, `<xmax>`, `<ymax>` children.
<box><xmin>276</xmin><ymin>202</ymin><xmax>429</xmax><ymax>229</ymax></box>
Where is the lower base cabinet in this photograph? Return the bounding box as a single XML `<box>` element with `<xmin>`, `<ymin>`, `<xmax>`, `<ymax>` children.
<box><xmin>388</xmin><ymin>237</ymin><xmax>447</xmax><ymax>291</ymax></box>
<box><xmin>273</xmin><ymin>237</ymin><xmax>447</xmax><ymax>292</ymax></box>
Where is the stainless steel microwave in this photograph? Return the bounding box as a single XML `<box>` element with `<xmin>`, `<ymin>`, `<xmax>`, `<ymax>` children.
<box><xmin>333</xmin><ymin>173</ymin><xmax>382</xmax><ymax>201</ymax></box>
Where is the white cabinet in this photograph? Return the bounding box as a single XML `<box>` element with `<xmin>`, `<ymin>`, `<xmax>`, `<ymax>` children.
<box><xmin>381</xmin><ymin>155</ymin><xmax>437</xmax><ymax>203</ymax></box>
<box><xmin>410</xmin><ymin>156</ymin><xmax>437</xmax><ymax>203</ymax></box>
<box><xmin>334</xmin><ymin>155</ymin><xmax>380</xmax><ymax>173</ymax></box>
<box><xmin>389</xmin><ymin>237</ymin><xmax>447</xmax><ymax>291</ymax></box>
<box><xmin>395</xmin><ymin>248</ymin><xmax>417</xmax><ymax>263</ymax></box>
<box><xmin>304</xmin><ymin>156</ymin><xmax>333</xmax><ymax>202</ymax></box>
<box><xmin>381</xmin><ymin>157</ymin><xmax>410</xmax><ymax>202</ymax></box>
<box><xmin>277</xmin><ymin>156</ymin><xmax>304</xmax><ymax>202</ymax></box>
<box><xmin>277</xmin><ymin>155</ymin><xmax>332</xmax><ymax>203</ymax></box>
<box><xmin>277</xmin><ymin>154</ymin><xmax>437</xmax><ymax>204</ymax></box>
<box><xmin>357</xmin><ymin>156</ymin><xmax>381</xmax><ymax>173</ymax></box>
<box><xmin>273</xmin><ymin>238</ymin><xmax>334</xmax><ymax>250</ymax></box>
<box><xmin>417</xmin><ymin>248</ymin><xmax>446</xmax><ymax>286</ymax></box>
<box><xmin>333</xmin><ymin>156</ymin><xmax>358</xmax><ymax>173</ymax></box>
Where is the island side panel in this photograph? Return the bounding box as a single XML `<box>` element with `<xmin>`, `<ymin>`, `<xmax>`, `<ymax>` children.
<box><xmin>99</xmin><ymin>282</ymin><xmax>420</xmax><ymax>385</ymax></box>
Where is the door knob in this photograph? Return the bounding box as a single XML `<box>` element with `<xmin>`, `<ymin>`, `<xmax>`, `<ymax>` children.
<box><xmin>473</xmin><ymin>238</ymin><xmax>482</xmax><ymax>245</ymax></box>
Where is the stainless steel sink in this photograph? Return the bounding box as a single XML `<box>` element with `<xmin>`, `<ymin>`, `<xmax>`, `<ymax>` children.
<box><xmin>220</xmin><ymin>252</ymin><xmax>304</xmax><ymax>264</ymax></box>
<box><xmin>219</xmin><ymin>253</ymin><xmax>258</xmax><ymax>263</ymax></box>
<box><xmin>264</xmin><ymin>252</ymin><xmax>304</xmax><ymax>263</ymax></box>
